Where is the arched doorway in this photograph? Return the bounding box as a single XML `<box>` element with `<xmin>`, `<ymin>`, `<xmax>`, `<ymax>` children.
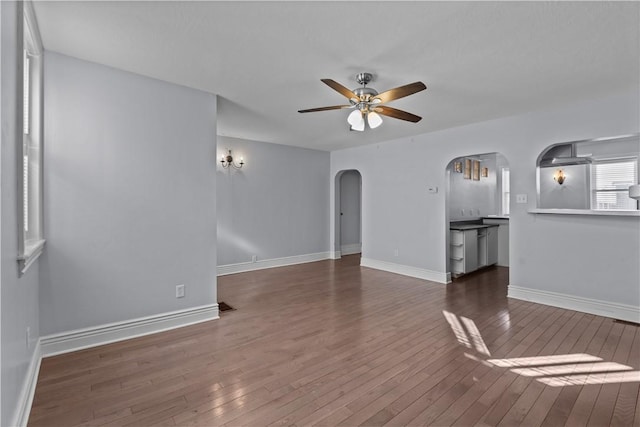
<box><xmin>334</xmin><ymin>170</ymin><xmax>362</xmax><ymax>258</ymax></box>
<box><xmin>444</xmin><ymin>153</ymin><xmax>510</xmax><ymax>277</ymax></box>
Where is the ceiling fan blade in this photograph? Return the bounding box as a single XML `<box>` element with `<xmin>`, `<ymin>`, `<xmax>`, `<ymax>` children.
<box><xmin>321</xmin><ymin>79</ymin><xmax>359</xmax><ymax>100</ymax></box>
<box><xmin>298</xmin><ymin>105</ymin><xmax>353</xmax><ymax>113</ymax></box>
<box><xmin>374</xmin><ymin>106</ymin><xmax>422</xmax><ymax>123</ymax></box>
<box><xmin>373</xmin><ymin>81</ymin><xmax>427</xmax><ymax>104</ymax></box>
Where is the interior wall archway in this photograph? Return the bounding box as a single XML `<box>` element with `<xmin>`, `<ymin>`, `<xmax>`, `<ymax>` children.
<box><xmin>333</xmin><ymin>169</ymin><xmax>362</xmax><ymax>258</ymax></box>
<box><xmin>444</xmin><ymin>152</ymin><xmax>511</xmax><ymax>275</ymax></box>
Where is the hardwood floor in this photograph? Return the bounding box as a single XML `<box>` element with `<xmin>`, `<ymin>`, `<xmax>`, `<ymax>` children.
<box><xmin>29</xmin><ymin>255</ymin><xmax>640</xmax><ymax>426</ymax></box>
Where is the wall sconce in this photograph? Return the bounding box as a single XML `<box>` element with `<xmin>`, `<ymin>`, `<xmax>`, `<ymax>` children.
<box><xmin>554</xmin><ymin>169</ymin><xmax>566</xmax><ymax>185</ymax></box>
<box><xmin>220</xmin><ymin>149</ymin><xmax>244</xmax><ymax>169</ymax></box>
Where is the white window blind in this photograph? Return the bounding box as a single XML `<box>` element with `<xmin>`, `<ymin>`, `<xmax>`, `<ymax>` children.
<box><xmin>23</xmin><ymin>50</ymin><xmax>30</xmax><ymax>135</ymax></box>
<box><xmin>23</xmin><ymin>49</ymin><xmax>31</xmax><ymax>232</ymax></box>
<box><xmin>591</xmin><ymin>159</ymin><xmax>638</xmax><ymax>211</ymax></box>
<box><xmin>23</xmin><ymin>154</ymin><xmax>29</xmax><ymax>232</ymax></box>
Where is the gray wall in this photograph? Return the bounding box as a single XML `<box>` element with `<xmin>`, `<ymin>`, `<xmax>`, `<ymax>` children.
<box><xmin>339</xmin><ymin>170</ymin><xmax>361</xmax><ymax>248</ymax></box>
<box><xmin>330</xmin><ymin>91</ymin><xmax>639</xmax><ymax>308</ymax></box>
<box><xmin>539</xmin><ymin>164</ymin><xmax>590</xmax><ymax>209</ymax></box>
<box><xmin>39</xmin><ymin>52</ymin><xmax>217</xmax><ymax>335</ymax></box>
<box><xmin>1</xmin><ymin>3</ymin><xmax>41</xmax><ymax>426</ymax></box>
<box><xmin>448</xmin><ymin>154</ymin><xmax>498</xmax><ymax>220</ymax></box>
<box><xmin>216</xmin><ymin>136</ymin><xmax>329</xmax><ymax>266</ymax></box>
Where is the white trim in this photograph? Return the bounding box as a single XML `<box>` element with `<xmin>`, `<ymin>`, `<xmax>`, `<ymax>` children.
<box><xmin>23</xmin><ymin>1</ymin><xmax>43</xmax><ymax>55</ymax></box>
<box><xmin>11</xmin><ymin>340</ymin><xmax>42</xmax><ymax>427</ymax></box>
<box><xmin>528</xmin><ymin>208</ymin><xmax>640</xmax><ymax>216</ymax></box>
<box><xmin>360</xmin><ymin>257</ymin><xmax>451</xmax><ymax>284</ymax></box>
<box><xmin>508</xmin><ymin>285</ymin><xmax>640</xmax><ymax>323</ymax></box>
<box><xmin>18</xmin><ymin>238</ymin><xmax>45</xmax><ymax>275</ymax></box>
<box><xmin>217</xmin><ymin>252</ymin><xmax>331</xmax><ymax>276</ymax></box>
<box><xmin>329</xmin><ymin>250</ymin><xmax>342</xmax><ymax>260</ymax></box>
<box><xmin>340</xmin><ymin>243</ymin><xmax>362</xmax><ymax>255</ymax></box>
<box><xmin>41</xmin><ymin>304</ymin><xmax>219</xmax><ymax>357</ymax></box>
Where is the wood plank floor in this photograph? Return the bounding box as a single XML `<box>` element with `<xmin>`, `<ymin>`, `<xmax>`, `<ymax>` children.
<box><xmin>29</xmin><ymin>255</ymin><xmax>640</xmax><ymax>426</ymax></box>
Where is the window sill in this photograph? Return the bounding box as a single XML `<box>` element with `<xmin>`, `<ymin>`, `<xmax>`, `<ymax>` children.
<box><xmin>528</xmin><ymin>208</ymin><xmax>640</xmax><ymax>217</ymax></box>
<box><xmin>18</xmin><ymin>239</ymin><xmax>45</xmax><ymax>275</ymax></box>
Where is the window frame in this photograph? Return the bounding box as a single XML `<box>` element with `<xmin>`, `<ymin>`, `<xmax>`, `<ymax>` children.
<box><xmin>501</xmin><ymin>168</ymin><xmax>510</xmax><ymax>216</ymax></box>
<box><xmin>18</xmin><ymin>1</ymin><xmax>45</xmax><ymax>275</ymax></box>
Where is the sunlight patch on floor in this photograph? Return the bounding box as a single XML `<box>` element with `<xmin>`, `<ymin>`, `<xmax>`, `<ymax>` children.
<box><xmin>537</xmin><ymin>370</ymin><xmax>640</xmax><ymax>387</ymax></box>
<box><xmin>443</xmin><ymin>310</ymin><xmax>491</xmax><ymax>356</ymax></box>
<box><xmin>486</xmin><ymin>353</ymin><xmax>639</xmax><ymax>387</ymax></box>
<box><xmin>460</xmin><ymin>316</ymin><xmax>491</xmax><ymax>356</ymax></box>
<box><xmin>487</xmin><ymin>353</ymin><xmax>602</xmax><ymax>368</ymax></box>
<box><xmin>511</xmin><ymin>361</ymin><xmax>632</xmax><ymax>377</ymax></box>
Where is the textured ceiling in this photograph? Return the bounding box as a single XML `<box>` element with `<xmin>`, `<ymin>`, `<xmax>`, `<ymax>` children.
<box><xmin>33</xmin><ymin>1</ymin><xmax>639</xmax><ymax>151</ymax></box>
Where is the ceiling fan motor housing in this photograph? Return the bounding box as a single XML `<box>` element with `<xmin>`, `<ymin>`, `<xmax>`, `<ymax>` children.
<box><xmin>353</xmin><ymin>87</ymin><xmax>378</xmax><ymax>98</ymax></box>
<box><xmin>353</xmin><ymin>73</ymin><xmax>378</xmax><ymax>111</ymax></box>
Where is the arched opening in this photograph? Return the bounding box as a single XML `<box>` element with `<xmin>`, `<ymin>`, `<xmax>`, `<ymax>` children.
<box><xmin>333</xmin><ymin>169</ymin><xmax>362</xmax><ymax>259</ymax></box>
<box><xmin>444</xmin><ymin>153</ymin><xmax>510</xmax><ymax>278</ymax></box>
<box><xmin>535</xmin><ymin>134</ymin><xmax>639</xmax><ymax>211</ymax></box>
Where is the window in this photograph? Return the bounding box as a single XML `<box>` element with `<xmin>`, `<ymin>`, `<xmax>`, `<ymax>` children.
<box><xmin>501</xmin><ymin>168</ymin><xmax>510</xmax><ymax>216</ymax></box>
<box><xmin>18</xmin><ymin>2</ymin><xmax>45</xmax><ymax>274</ymax></box>
<box><xmin>591</xmin><ymin>158</ymin><xmax>638</xmax><ymax>211</ymax></box>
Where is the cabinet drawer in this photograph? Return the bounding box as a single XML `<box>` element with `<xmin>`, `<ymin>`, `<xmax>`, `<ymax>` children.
<box><xmin>451</xmin><ymin>258</ymin><xmax>464</xmax><ymax>274</ymax></box>
<box><xmin>450</xmin><ymin>245</ymin><xmax>464</xmax><ymax>260</ymax></box>
<box><xmin>451</xmin><ymin>231</ymin><xmax>464</xmax><ymax>245</ymax></box>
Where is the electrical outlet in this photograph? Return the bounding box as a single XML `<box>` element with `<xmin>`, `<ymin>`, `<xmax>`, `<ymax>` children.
<box><xmin>176</xmin><ymin>284</ymin><xmax>185</xmax><ymax>298</ymax></box>
<box><xmin>394</xmin><ymin>249</ymin><xmax>399</xmax><ymax>257</ymax></box>
<box><xmin>252</xmin><ymin>255</ymin><xmax>257</xmax><ymax>263</ymax></box>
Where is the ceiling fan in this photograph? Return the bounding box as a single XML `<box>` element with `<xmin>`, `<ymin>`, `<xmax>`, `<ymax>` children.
<box><xmin>298</xmin><ymin>72</ymin><xmax>426</xmax><ymax>131</ymax></box>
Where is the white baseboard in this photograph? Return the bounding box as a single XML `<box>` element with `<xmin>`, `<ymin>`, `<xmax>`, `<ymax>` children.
<box><xmin>340</xmin><ymin>243</ymin><xmax>362</xmax><ymax>256</ymax></box>
<box><xmin>41</xmin><ymin>304</ymin><xmax>219</xmax><ymax>357</ymax></box>
<box><xmin>508</xmin><ymin>285</ymin><xmax>640</xmax><ymax>323</ymax></box>
<box><xmin>11</xmin><ymin>340</ymin><xmax>42</xmax><ymax>427</ymax></box>
<box><xmin>217</xmin><ymin>252</ymin><xmax>331</xmax><ymax>276</ymax></box>
<box><xmin>330</xmin><ymin>250</ymin><xmax>342</xmax><ymax>259</ymax></box>
<box><xmin>360</xmin><ymin>257</ymin><xmax>451</xmax><ymax>284</ymax></box>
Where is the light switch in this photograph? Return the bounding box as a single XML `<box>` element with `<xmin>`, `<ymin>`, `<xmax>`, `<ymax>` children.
<box><xmin>428</xmin><ymin>186</ymin><xmax>438</xmax><ymax>194</ymax></box>
<box><xmin>516</xmin><ymin>194</ymin><xmax>528</xmax><ymax>204</ymax></box>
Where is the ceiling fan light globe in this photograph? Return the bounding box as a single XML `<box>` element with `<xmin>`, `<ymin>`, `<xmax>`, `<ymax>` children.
<box><xmin>368</xmin><ymin>111</ymin><xmax>383</xmax><ymax>129</ymax></box>
<box><xmin>351</xmin><ymin>116</ymin><xmax>365</xmax><ymax>131</ymax></box>
<box><xmin>347</xmin><ymin>109</ymin><xmax>363</xmax><ymax>126</ymax></box>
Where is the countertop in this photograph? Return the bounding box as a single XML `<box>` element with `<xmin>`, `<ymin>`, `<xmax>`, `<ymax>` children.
<box><xmin>450</xmin><ymin>224</ymin><xmax>497</xmax><ymax>231</ymax></box>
